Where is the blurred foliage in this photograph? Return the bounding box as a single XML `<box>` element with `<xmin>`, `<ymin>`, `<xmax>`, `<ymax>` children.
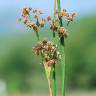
<box><xmin>0</xmin><ymin>16</ymin><xmax>96</xmax><ymax>92</ymax></box>
<box><xmin>66</xmin><ymin>16</ymin><xmax>96</xmax><ymax>89</ymax></box>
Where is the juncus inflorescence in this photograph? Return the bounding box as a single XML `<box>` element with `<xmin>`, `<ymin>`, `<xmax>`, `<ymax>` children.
<box><xmin>18</xmin><ymin>1</ymin><xmax>76</xmax><ymax>95</ymax></box>
<box><xmin>33</xmin><ymin>40</ymin><xmax>61</xmax><ymax>66</ymax></box>
<box><xmin>18</xmin><ymin>7</ymin><xmax>76</xmax><ymax>39</ymax></box>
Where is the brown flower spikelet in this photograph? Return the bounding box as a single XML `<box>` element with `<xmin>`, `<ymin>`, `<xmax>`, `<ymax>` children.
<box><xmin>33</xmin><ymin>40</ymin><xmax>61</xmax><ymax>66</ymax></box>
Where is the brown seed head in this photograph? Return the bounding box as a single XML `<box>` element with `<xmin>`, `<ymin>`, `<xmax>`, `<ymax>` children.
<box><xmin>39</xmin><ymin>20</ymin><xmax>45</xmax><ymax>27</ymax></box>
<box><xmin>48</xmin><ymin>59</ymin><xmax>56</xmax><ymax>66</ymax></box>
<box><xmin>47</xmin><ymin>16</ymin><xmax>51</xmax><ymax>21</ymax></box>
<box><xmin>22</xmin><ymin>7</ymin><xmax>30</xmax><ymax>17</ymax></box>
<box><xmin>26</xmin><ymin>22</ymin><xmax>35</xmax><ymax>28</ymax></box>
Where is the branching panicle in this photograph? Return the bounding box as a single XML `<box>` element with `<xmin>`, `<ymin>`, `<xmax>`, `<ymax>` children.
<box><xmin>18</xmin><ymin>1</ymin><xmax>77</xmax><ymax>95</ymax></box>
<box><xmin>33</xmin><ymin>40</ymin><xmax>61</xmax><ymax>66</ymax></box>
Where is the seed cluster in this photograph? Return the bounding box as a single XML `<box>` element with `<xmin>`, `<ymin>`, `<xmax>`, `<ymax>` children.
<box><xmin>33</xmin><ymin>40</ymin><xmax>61</xmax><ymax>66</ymax></box>
<box><xmin>50</xmin><ymin>25</ymin><xmax>68</xmax><ymax>38</ymax></box>
<box><xmin>18</xmin><ymin>7</ymin><xmax>45</xmax><ymax>32</ymax></box>
<box><xmin>18</xmin><ymin>7</ymin><xmax>76</xmax><ymax>38</ymax></box>
<box><xmin>59</xmin><ymin>9</ymin><xmax>77</xmax><ymax>22</ymax></box>
<box><xmin>49</xmin><ymin>9</ymin><xmax>76</xmax><ymax>37</ymax></box>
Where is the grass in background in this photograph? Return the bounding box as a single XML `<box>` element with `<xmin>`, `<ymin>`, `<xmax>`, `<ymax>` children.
<box><xmin>0</xmin><ymin>16</ymin><xmax>96</xmax><ymax>93</ymax></box>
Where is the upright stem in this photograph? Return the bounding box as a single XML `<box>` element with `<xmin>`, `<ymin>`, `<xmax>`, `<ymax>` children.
<box><xmin>43</xmin><ymin>62</ymin><xmax>53</xmax><ymax>96</ymax></box>
<box><xmin>54</xmin><ymin>0</ymin><xmax>56</xmax><ymax>17</ymax></box>
<box><xmin>48</xmin><ymin>79</ymin><xmax>53</xmax><ymax>96</ymax></box>
<box><xmin>57</xmin><ymin>0</ymin><xmax>65</xmax><ymax>96</ymax></box>
<box><xmin>51</xmin><ymin>1</ymin><xmax>57</xmax><ymax>96</ymax></box>
<box><xmin>52</xmin><ymin>65</ymin><xmax>56</xmax><ymax>96</ymax></box>
<box><xmin>57</xmin><ymin>0</ymin><xmax>63</xmax><ymax>26</ymax></box>
<box><xmin>57</xmin><ymin>0</ymin><xmax>61</xmax><ymax>13</ymax></box>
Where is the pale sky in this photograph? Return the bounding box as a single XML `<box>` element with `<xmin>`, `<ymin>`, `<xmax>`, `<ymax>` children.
<box><xmin>0</xmin><ymin>0</ymin><xmax>96</xmax><ymax>16</ymax></box>
<box><xmin>0</xmin><ymin>0</ymin><xmax>96</xmax><ymax>33</ymax></box>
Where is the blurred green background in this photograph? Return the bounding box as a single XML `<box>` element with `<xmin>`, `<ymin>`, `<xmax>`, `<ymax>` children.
<box><xmin>0</xmin><ymin>0</ymin><xmax>96</xmax><ymax>95</ymax></box>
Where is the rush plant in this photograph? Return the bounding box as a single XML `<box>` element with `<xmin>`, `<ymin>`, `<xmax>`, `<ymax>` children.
<box><xmin>18</xmin><ymin>0</ymin><xmax>76</xmax><ymax>96</ymax></box>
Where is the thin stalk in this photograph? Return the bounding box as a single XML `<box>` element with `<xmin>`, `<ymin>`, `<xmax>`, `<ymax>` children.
<box><xmin>58</xmin><ymin>42</ymin><xmax>65</xmax><ymax>96</ymax></box>
<box><xmin>36</xmin><ymin>32</ymin><xmax>40</xmax><ymax>40</ymax></box>
<box><xmin>44</xmin><ymin>62</ymin><xmax>53</xmax><ymax>96</ymax></box>
<box><xmin>51</xmin><ymin>64</ymin><xmax>56</xmax><ymax>96</ymax></box>
<box><xmin>53</xmin><ymin>0</ymin><xmax>57</xmax><ymax>38</ymax></box>
<box><xmin>57</xmin><ymin>0</ymin><xmax>65</xmax><ymax>96</ymax></box>
<box><xmin>53</xmin><ymin>0</ymin><xmax>56</xmax><ymax>25</ymax></box>
<box><xmin>51</xmin><ymin>0</ymin><xmax>57</xmax><ymax>96</ymax></box>
<box><xmin>48</xmin><ymin>79</ymin><xmax>53</xmax><ymax>96</ymax></box>
<box><xmin>57</xmin><ymin>0</ymin><xmax>63</xmax><ymax>26</ymax></box>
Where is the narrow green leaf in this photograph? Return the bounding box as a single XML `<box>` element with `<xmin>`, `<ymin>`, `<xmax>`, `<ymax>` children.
<box><xmin>57</xmin><ymin>0</ymin><xmax>65</xmax><ymax>96</ymax></box>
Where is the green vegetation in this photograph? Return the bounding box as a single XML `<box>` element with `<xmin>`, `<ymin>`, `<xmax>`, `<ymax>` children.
<box><xmin>0</xmin><ymin>16</ymin><xmax>96</xmax><ymax>93</ymax></box>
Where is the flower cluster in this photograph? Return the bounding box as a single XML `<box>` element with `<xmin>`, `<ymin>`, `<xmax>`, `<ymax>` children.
<box><xmin>18</xmin><ymin>3</ymin><xmax>77</xmax><ymax>96</ymax></box>
<box><xmin>18</xmin><ymin>7</ymin><xmax>76</xmax><ymax>38</ymax></box>
<box><xmin>50</xmin><ymin>25</ymin><xmax>68</xmax><ymax>38</ymax></box>
<box><xmin>18</xmin><ymin>7</ymin><xmax>45</xmax><ymax>32</ymax></box>
<box><xmin>33</xmin><ymin>40</ymin><xmax>61</xmax><ymax>66</ymax></box>
<box><xmin>59</xmin><ymin>9</ymin><xmax>77</xmax><ymax>24</ymax></box>
<box><xmin>49</xmin><ymin>9</ymin><xmax>76</xmax><ymax>37</ymax></box>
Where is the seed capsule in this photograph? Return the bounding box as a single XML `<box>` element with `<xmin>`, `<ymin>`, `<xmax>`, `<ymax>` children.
<box><xmin>39</xmin><ymin>20</ymin><xmax>45</xmax><ymax>27</ymax></box>
<box><xmin>22</xmin><ymin>7</ymin><xmax>30</xmax><ymax>17</ymax></box>
<box><xmin>47</xmin><ymin>16</ymin><xmax>51</xmax><ymax>21</ymax></box>
<box><xmin>50</xmin><ymin>25</ymin><xmax>58</xmax><ymax>31</ymax></box>
<box><xmin>33</xmin><ymin>25</ymin><xmax>38</xmax><ymax>32</ymax></box>
<box><xmin>48</xmin><ymin>59</ymin><xmax>56</xmax><ymax>66</ymax></box>
<box><xmin>26</xmin><ymin>22</ymin><xmax>35</xmax><ymax>28</ymax></box>
<box><xmin>57</xmin><ymin>27</ymin><xmax>68</xmax><ymax>38</ymax></box>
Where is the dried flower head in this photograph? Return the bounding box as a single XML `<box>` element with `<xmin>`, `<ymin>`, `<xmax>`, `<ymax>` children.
<box><xmin>60</xmin><ymin>9</ymin><xmax>68</xmax><ymax>17</ymax></box>
<box><xmin>32</xmin><ymin>24</ymin><xmax>38</xmax><ymax>32</ymax></box>
<box><xmin>50</xmin><ymin>25</ymin><xmax>58</xmax><ymax>31</ymax></box>
<box><xmin>32</xmin><ymin>9</ymin><xmax>43</xmax><ymax>19</ymax></box>
<box><xmin>57</xmin><ymin>9</ymin><xmax>77</xmax><ymax>25</ymax></box>
<box><xmin>18</xmin><ymin>7</ymin><xmax>76</xmax><ymax>40</ymax></box>
<box><xmin>39</xmin><ymin>19</ymin><xmax>45</xmax><ymax>27</ymax></box>
<box><xmin>57</xmin><ymin>27</ymin><xmax>68</xmax><ymax>38</ymax></box>
<box><xmin>22</xmin><ymin>7</ymin><xmax>31</xmax><ymax>18</ymax></box>
<box><xmin>25</xmin><ymin>21</ymin><xmax>35</xmax><ymax>28</ymax></box>
<box><xmin>33</xmin><ymin>40</ymin><xmax>61</xmax><ymax>66</ymax></box>
<box><xmin>47</xmin><ymin>16</ymin><xmax>51</xmax><ymax>21</ymax></box>
<box><xmin>65</xmin><ymin>12</ymin><xmax>77</xmax><ymax>25</ymax></box>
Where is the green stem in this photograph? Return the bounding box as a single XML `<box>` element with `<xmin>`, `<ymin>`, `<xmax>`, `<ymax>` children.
<box><xmin>57</xmin><ymin>0</ymin><xmax>65</xmax><ymax>96</ymax></box>
<box><xmin>51</xmin><ymin>1</ymin><xmax>57</xmax><ymax>96</ymax></box>
<box><xmin>57</xmin><ymin>0</ymin><xmax>61</xmax><ymax>12</ymax></box>
<box><xmin>57</xmin><ymin>0</ymin><xmax>63</xmax><ymax>26</ymax></box>
<box><xmin>36</xmin><ymin>32</ymin><xmax>40</xmax><ymax>40</ymax></box>
<box><xmin>52</xmin><ymin>64</ymin><xmax>56</xmax><ymax>96</ymax></box>
<box><xmin>59</xmin><ymin>42</ymin><xmax>65</xmax><ymax>96</ymax></box>
<box><xmin>43</xmin><ymin>62</ymin><xmax>52</xmax><ymax>96</ymax></box>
